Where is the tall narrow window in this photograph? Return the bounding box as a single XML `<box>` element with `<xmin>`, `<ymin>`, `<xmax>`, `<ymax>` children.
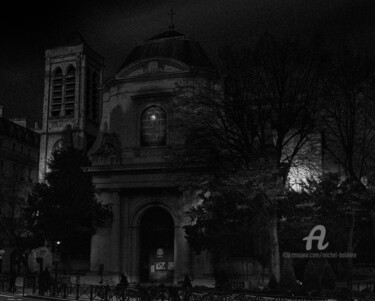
<box><xmin>85</xmin><ymin>69</ymin><xmax>92</xmax><ymax>119</ymax></box>
<box><xmin>92</xmin><ymin>72</ymin><xmax>99</xmax><ymax>121</ymax></box>
<box><xmin>64</xmin><ymin>66</ymin><xmax>76</xmax><ymax>116</ymax></box>
<box><xmin>141</xmin><ymin>106</ymin><xmax>166</xmax><ymax>147</ymax></box>
<box><xmin>52</xmin><ymin>67</ymin><xmax>63</xmax><ymax>117</ymax></box>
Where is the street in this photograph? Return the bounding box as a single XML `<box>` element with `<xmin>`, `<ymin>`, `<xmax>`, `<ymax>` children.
<box><xmin>0</xmin><ymin>293</ymin><xmax>40</xmax><ymax>301</ymax></box>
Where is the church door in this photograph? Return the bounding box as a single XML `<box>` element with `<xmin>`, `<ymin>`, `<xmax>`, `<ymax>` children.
<box><xmin>139</xmin><ymin>207</ymin><xmax>174</xmax><ymax>283</ymax></box>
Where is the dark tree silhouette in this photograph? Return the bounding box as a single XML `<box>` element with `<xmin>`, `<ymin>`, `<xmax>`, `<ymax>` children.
<box><xmin>175</xmin><ymin>33</ymin><xmax>329</xmax><ymax>280</ymax></box>
<box><xmin>24</xmin><ymin>147</ymin><xmax>111</xmax><ymax>271</ymax></box>
<box><xmin>323</xmin><ymin>48</ymin><xmax>375</xmax><ymax>182</ymax></box>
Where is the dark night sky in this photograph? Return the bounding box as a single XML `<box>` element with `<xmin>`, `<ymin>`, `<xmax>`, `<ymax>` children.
<box><xmin>1</xmin><ymin>0</ymin><xmax>375</xmax><ymax>126</ymax></box>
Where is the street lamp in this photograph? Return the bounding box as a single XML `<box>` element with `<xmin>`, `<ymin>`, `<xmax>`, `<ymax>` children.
<box><xmin>52</xmin><ymin>241</ymin><xmax>61</xmax><ymax>281</ymax></box>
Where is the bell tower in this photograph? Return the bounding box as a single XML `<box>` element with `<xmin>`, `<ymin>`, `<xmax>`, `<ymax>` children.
<box><xmin>39</xmin><ymin>32</ymin><xmax>104</xmax><ymax>180</ymax></box>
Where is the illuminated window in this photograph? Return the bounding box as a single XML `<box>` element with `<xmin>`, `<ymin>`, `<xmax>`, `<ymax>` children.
<box><xmin>51</xmin><ymin>67</ymin><xmax>63</xmax><ymax>117</ymax></box>
<box><xmin>141</xmin><ymin>106</ymin><xmax>166</xmax><ymax>147</ymax></box>
<box><xmin>64</xmin><ymin>66</ymin><xmax>76</xmax><ymax>116</ymax></box>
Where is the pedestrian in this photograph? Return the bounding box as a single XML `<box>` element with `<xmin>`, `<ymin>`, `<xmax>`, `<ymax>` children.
<box><xmin>182</xmin><ymin>275</ymin><xmax>192</xmax><ymax>289</ymax></box>
<box><xmin>44</xmin><ymin>268</ymin><xmax>51</xmax><ymax>291</ymax></box>
<box><xmin>8</xmin><ymin>268</ymin><xmax>17</xmax><ymax>293</ymax></box>
<box><xmin>39</xmin><ymin>268</ymin><xmax>51</xmax><ymax>295</ymax></box>
<box><xmin>118</xmin><ymin>273</ymin><xmax>129</xmax><ymax>288</ymax></box>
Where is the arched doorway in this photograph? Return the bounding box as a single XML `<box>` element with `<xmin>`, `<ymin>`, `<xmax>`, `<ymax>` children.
<box><xmin>139</xmin><ymin>207</ymin><xmax>174</xmax><ymax>283</ymax></box>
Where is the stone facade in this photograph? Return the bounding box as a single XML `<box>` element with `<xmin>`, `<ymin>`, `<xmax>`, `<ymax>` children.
<box><xmin>37</xmin><ymin>30</ymin><xmax>218</xmax><ymax>284</ymax></box>
<box><xmin>86</xmin><ymin>31</ymin><xmax>217</xmax><ymax>284</ymax></box>
<box><xmin>39</xmin><ymin>33</ymin><xmax>104</xmax><ymax>181</ymax></box>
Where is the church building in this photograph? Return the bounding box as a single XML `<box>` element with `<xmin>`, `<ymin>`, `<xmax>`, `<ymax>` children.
<box><xmin>39</xmin><ymin>28</ymin><xmax>222</xmax><ymax>285</ymax></box>
<box><xmin>87</xmin><ymin>29</ymin><xmax>217</xmax><ymax>284</ymax></box>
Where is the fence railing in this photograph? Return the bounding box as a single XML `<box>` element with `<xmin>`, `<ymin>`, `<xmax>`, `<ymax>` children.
<box><xmin>20</xmin><ymin>277</ymin><xmax>351</xmax><ymax>301</ymax></box>
<box><xmin>0</xmin><ymin>275</ymin><xmax>373</xmax><ymax>301</ymax></box>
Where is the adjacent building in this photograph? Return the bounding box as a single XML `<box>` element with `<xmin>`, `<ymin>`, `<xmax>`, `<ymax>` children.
<box><xmin>0</xmin><ymin>110</ymin><xmax>39</xmax><ymax>272</ymax></box>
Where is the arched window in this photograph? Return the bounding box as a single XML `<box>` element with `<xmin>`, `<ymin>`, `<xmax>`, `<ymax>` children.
<box><xmin>52</xmin><ymin>139</ymin><xmax>64</xmax><ymax>153</ymax></box>
<box><xmin>141</xmin><ymin>106</ymin><xmax>166</xmax><ymax>147</ymax></box>
<box><xmin>51</xmin><ymin>68</ymin><xmax>63</xmax><ymax>117</ymax></box>
<box><xmin>64</xmin><ymin>66</ymin><xmax>76</xmax><ymax>116</ymax></box>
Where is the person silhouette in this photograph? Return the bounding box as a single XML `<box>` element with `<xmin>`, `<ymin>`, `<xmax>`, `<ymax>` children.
<box><xmin>118</xmin><ymin>273</ymin><xmax>129</xmax><ymax>288</ymax></box>
<box><xmin>182</xmin><ymin>275</ymin><xmax>192</xmax><ymax>288</ymax></box>
<box><xmin>9</xmin><ymin>268</ymin><xmax>17</xmax><ymax>293</ymax></box>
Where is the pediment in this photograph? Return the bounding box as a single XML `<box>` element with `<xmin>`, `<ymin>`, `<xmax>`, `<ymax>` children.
<box><xmin>115</xmin><ymin>58</ymin><xmax>189</xmax><ymax>80</ymax></box>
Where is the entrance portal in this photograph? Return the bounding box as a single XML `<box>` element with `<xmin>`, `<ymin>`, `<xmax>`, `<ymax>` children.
<box><xmin>139</xmin><ymin>207</ymin><xmax>174</xmax><ymax>283</ymax></box>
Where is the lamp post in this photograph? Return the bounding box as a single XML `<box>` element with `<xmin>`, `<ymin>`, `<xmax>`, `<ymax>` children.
<box><xmin>52</xmin><ymin>241</ymin><xmax>61</xmax><ymax>281</ymax></box>
<box><xmin>52</xmin><ymin>241</ymin><xmax>61</xmax><ymax>296</ymax></box>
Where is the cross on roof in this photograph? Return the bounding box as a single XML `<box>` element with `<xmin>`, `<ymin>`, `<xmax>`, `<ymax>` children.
<box><xmin>168</xmin><ymin>9</ymin><xmax>175</xmax><ymax>30</ymax></box>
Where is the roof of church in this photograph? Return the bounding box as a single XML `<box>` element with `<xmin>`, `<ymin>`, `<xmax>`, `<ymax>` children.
<box><xmin>0</xmin><ymin>117</ymin><xmax>39</xmax><ymax>147</ymax></box>
<box><xmin>118</xmin><ymin>30</ymin><xmax>216</xmax><ymax>72</ymax></box>
<box><xmin>147</xmin><ymin>30</ymin><xmax>186</xmax><ymax>40</ymax></box>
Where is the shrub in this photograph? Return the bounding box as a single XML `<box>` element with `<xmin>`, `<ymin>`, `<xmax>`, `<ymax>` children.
<box><xmin>303</xmin><ymin>261</ymin><xmax>322</xmax><ymax>295</ymax></box>
<box><xmin>280</xmin><ymin>257</ymin><xmax>297</xmax><ymax>291</ymax></box>
<box><xmin>268</xmin><ymin>274</ymin><xmax>278</xmax><ymax>290</ymax></box>
<box><xmin>321</xmin><ymin>261</ymin><xmax>336</xmax><ymax>290</ymax></box>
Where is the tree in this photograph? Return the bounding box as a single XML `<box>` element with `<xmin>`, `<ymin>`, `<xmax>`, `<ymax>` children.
<box><xmin>175</xmin><ymin>33</ymin><xmax>329</xmax><ymax>280</ymax></box>
<box><xmin>306</xmin><ymin>174</ymin><xmax>375</xmax><ymax>293</ymax></box>
<box><xmin>320</xmin><ymin>47</ymin><xmax>375</xmax><ymax>297</ymax></box>
<box><xmin>0</xmin><ymin>174</ymin><xmax>37</xmax><ymax>272</ymax></box>
<box><xmin>184</xmin><ymin>181</ymin><xmax>270</xmax><ymax>283</ymax></box>
<box><xmin>323</xmin><ymin>48</ymin><xmax>375</xmax><ymax>182</ymax></box>
<box><xmin>24</xmin><ymin>147</ymin><xmax>110</xmax><ymax>270</ymax></box>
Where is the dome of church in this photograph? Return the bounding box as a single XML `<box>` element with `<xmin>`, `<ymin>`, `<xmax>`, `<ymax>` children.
<box><xmin>118</xmin><ymin>30</ymin><xmax>216</xmax><ymax>72</ymax></box>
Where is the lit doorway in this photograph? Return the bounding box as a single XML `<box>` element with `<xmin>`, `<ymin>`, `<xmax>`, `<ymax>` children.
<box><xmin>139</xmin><ymin>207</ymin><xmax>174</xmax><ymax>283</ymax></box>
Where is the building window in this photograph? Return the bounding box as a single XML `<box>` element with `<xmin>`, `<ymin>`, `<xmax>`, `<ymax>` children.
<box><xmin>51</xmin><ymin>67</ymin><xmax>63</xmax><ymax>117</ymax></box>
<box><xmin>141</xmin><ymin>106</ymin><xmax>166</xmax><ymax>147</ymax></box>
<box><xmin>0</xmin><ymin>160</ymin><xmax>3</xmax><ymax>175</ymax></box>
<box><xmin>0</xmin><ymin>139</ymin><xmax>3</xmax><ymax>148</ymax></box>
<box><xmin>64</xmin><ymin>66</ymin><xmax>76</xmax><ymax>116</ymax></box>
<box><xmin>12</xmin><ymin>143</ymin><xmax>15</xmax><ymax>151</ymax></box>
